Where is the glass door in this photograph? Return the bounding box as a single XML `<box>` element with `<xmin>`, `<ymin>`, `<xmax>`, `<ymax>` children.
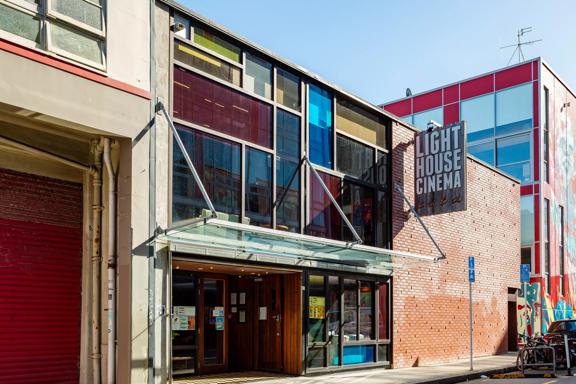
<box><xmin>199</xmin><ymin>276</ymin><xmax>227</xmax><ymax>373</ymax></box>
<box><xmin>172</xmin><ymin>270</ymin><xmax>197</xmax><ymax>375</ymax></box>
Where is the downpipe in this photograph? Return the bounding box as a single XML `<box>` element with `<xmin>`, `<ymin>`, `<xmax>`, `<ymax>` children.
<box><xmin>91</xmin><ymin>140</ymin><xmax>104</xmax><ymax>384</ymax></box>
<box><xmin>103</xmin><ymin>138</ymin><xmax>118</xmax><ymax>384</ymax></box>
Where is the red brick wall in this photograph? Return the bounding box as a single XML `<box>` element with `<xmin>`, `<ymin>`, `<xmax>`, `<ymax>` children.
<box><xmin>391</xmin><ymin>121</ymin><xmax>521</xmax><ymax>367</ymax></box>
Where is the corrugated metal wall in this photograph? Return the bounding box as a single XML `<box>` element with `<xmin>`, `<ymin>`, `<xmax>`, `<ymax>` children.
<box><xmin>0</xmin><ymin>168</ymin><xmax>83</xmax><ymax>383</ymax></box>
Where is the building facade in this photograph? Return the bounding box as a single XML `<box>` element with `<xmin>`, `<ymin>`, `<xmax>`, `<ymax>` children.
<box><xmin>382</xmin><ymin>59</ymin><xmax>576</xmax><ymax>338</ymax></box>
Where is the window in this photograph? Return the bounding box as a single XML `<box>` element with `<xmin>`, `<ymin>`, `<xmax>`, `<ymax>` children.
<box><xmin>245</xmin><ymin>148</ymin><xmax>272</xmax><ymax>227</ymax></box>
<box><xmin>308</xmin><ymin>275</ymin><xmax>326</xmax><ymax>343</ymax></box>
<box><xmin>193</xmin><ymin>25</ymin><xmax>240</xmax><ymax>62</ymax></box>
<box><xmin>277</xmin><ymin>69</ymin><xmax>300</xmax><ymax>111</ymax></box>
<box><xmin>559</xmin><ymin>206</ymin><xmax>565</xmax><ymax>295</ymax></box>
<box><xmin>359</xmin><ymin>281</ymin><xmax>374</xmax><ymax>340</ymax></box>
<box><xmin>172</xmin><ymin>127</ymin><xmax>241</xmax><ymax>222</ymax></box>
<box><xmin>496</xmin><ymin>83</ymin><xmax>533</xmax><ymax>136</ymax></box>
<box><xmin>174</xmin><ymin>40</ymin><xmax>241</xmax><ymax>86</ymax></box>
<box><xmin>343</xmin><ymin>279</ymin><xmax>358</xmax><ymax>340</ymax></box>
<box><xmin>336</xmin><ymin>99</ymin><xmax>387</xmax><ymax>148</ymax></box>
<box><xmin>543</xmin><ymin>87</ymin><xmax>550</xmax><ymax>182</ymax></box>
<box><xmin>468</xmin><ymin>141</ymin><xmax>495</xmax><ymax>165</ymax></box>
<box><xmin>244</xmin><ymin>53</ymin><xmax>272</xmax><ymax>99</ymax></box>
<box><xmin>342</xmin><ymin>182</ymin><xmax>375</xmax><ymax>246</ymax></box>
<box><xmin>0</xmin><ymin>0</ymin><xmax>106</xmax><ymax>68</ymax></box>
<box><xmin>307</xmin><ymin>171</ymin><xmax>341</xmax><ymax>240</ymax></box>
<box><xmin>173</xmin><ymin>67</ymin><xmax>272</xmax><ymax>148</ymax></box>
<box><xmin>327</xmin><ymin>276</ymin><xmax>340</xmax><ymax>366</ymax></box>
<box><xmin>337</xmin><ymin>135</ymin><xmax>375</xmax><ymax>182</ymax></box>
<box><xmin>544</xmin><ymin>198</ymin><xmax>550</xmax><ymax>294</ymax></box>
<box><xmin>461</xmin><ymin>93</ymin><xmax>495</xmax><ymax>142</ymax></box>
<box><xmin>276</xmin><ymin>110</ymin><xmax>301</xmax><ymax>232</ymax></box>
<box><xmin>496</xmin><ymin>133</ymin><xmax>531</xmax><ymax>183</ymax></box>
<box><xmin>521</xmin><ymin>247</ymin><xmax>532</xmax><ymax>269</ymax></box>
<box><xmin>401</xmin><ymin>115</ymin><xmax>413</xmax><ymax>125</ymax></box>
<box><xmin>309</xmin><ymin>84</ymin><xmax>334</xmax><ymax>168</ymax></box>
<box><xmin>520</xmin><ymin>195</ymin><xmax>534</xmax><ymax>246</ymax></box>
<box><xmin>412</xmin><ymin>107</ymin><xmax>443</xmax><ymax>131</ymax></box>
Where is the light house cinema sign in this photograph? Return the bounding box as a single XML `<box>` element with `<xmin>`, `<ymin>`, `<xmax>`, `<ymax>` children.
<box><xmin>415</xmin><ymin>121</ymin><xmax>467</xmax><ymax>216</ymax></box>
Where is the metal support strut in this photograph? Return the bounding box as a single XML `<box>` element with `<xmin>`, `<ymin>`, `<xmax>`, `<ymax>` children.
<box><xmin>394</xmin><ymin>183</ymin><xmax>446</xmax><ymax>260</ymax></box>
<box><xmin>156</xmin><ymin>101</ymin><xmax>218</xmax><ymax>218</ymax></box>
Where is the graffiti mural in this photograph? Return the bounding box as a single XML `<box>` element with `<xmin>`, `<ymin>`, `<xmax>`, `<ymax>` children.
<box><xmin>517</xmin><ymin>282</ymin><xmax>541</xmax><ymax>337</ymax></box>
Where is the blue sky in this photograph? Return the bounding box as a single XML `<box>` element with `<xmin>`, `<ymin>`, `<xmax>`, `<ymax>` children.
<box><xmin>179</xmin><ymin>0</ymin><xmax>576</xmax><ymax>105</ymax></box>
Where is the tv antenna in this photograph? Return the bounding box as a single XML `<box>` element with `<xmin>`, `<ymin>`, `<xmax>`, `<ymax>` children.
<box><xmin>500</xmin><ymin>27</ymin><xmax>542</xmax><ymax>66</ymax></box>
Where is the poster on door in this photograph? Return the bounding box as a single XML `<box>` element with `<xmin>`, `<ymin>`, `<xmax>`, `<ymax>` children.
<box><xmin>309</xmin><ymin>296</ymin><xmax>325</xmax><ymax>319</ymax></box>
<box><xmin>172</xmin><ymin>306</ymin><xmax>196</xmax><ymax>330</ymax></box>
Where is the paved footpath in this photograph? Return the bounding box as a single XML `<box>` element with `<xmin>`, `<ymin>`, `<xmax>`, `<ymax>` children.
<box><xmin>259</xmin><ymin>353</ymin><xmax>517</xmax><ymax>384</ymax></box>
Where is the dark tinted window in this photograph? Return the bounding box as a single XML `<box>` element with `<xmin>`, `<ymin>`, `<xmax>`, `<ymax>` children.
<box><xmin>246</xmin><ymin>148</ymin><xmax>272</xmax><ymax>227</ymax></box>
<box><xmin>337</xmin><ymin>135</ymin><xmax>374</xmax><ymax>182</ymax></box>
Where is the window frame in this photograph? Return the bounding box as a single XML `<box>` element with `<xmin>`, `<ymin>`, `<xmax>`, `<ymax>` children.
<box><xmin>559</xmin><ymin>205</ymin><xmax>565</xmax><ymax>295</ymax></box>
<box><xmin>544</xmin><ymin>198</ymin><xmax>551</xmax><ymax>294</ymax></box>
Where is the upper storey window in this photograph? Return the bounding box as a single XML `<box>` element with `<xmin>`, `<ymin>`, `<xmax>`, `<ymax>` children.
<box><xmin>412</xmin><ymin>107</ymin><xmax>443</xmax><ymax>131</ymax></box>
<box><xmin>495</xmin><ymin>83</ymin><xmax>532</xmax><ymax>136</ymax></box>
<box><xmin>336</xmin><ymin>99</ymin><xmax>387</xmax><ymax>148</ymax></box>
<box><xmin>193</xmin><ymin>25</ymin><xmax>241</xmax><ymax>63</ymax></box>
<box><xmin>0</xmin><ymin>0</ymin><xmax>106</xmax><ymax>69</ymax></box>
<box><xmin>309</xmin><ymin>84</ymin><xmax>334</xmax><ymax>168</ymax></box>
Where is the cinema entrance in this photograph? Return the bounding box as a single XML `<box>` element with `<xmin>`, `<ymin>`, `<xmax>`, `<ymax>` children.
<box><xmin>170</xmin><ymin>258</ymin><xmax>303</xmax><ymax>378</ymax></box>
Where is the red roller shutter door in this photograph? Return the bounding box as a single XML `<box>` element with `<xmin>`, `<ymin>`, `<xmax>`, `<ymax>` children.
<box><xmin>0</xmin><ymin>168</ymin><xmax>83</xmax><ymax>384</ymax></box>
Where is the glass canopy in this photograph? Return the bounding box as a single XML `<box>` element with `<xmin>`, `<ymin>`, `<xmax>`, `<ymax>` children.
<box><xmin>158</xmin><ymin>217</ymin><xmax>439</xmax><ymax>275</ymax></box>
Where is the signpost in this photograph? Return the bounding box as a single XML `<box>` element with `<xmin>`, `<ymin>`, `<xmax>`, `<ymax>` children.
<box><xmin>520</xmin><ymin>264</ymin><xmax>530</xmax><ymax>340</ymax></box>
<box><xmin>468</xmin><ymin>256</ymin><xmax>475</xmax><ymax>371</ymax></box>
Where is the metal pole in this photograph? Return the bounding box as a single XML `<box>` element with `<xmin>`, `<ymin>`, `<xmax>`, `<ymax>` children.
<box><xmin>469</xmin><ymin>280</ymin><xmax>473</xmax><ymax>371</ymax></box>
<box><xmin>565</xmin><ymin>334</ymin><xmax>571</xmax><ymax>375</ymax></box>
<box><xmin>303</xmin><ymin>155</ymin><xmax>363</xmax><ymax>244</ymax></box>
<box><xmin>523</xmin><ymin>281</ymin><xmax>527</xmax><ymax>340</ymax></box>
<box><xmin>157</xmin><ymin>102</ymin><xmax>218</xmax><ymax>218</ymax></box>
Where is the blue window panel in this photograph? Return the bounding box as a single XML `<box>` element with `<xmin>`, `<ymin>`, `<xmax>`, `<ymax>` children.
<box><xmin>496</xmin><ymin>83</ymin><xmax>533</xmax><ymax>136</ymax></box>
<box><xmin>341</xmin><ymin>345</ymin><xmax>375</xmax><ymax>365</ymax></box>
<box><xmin>412</xmin><ymin>107</ymin><xmax>443</xmax><ymax>131</ymax></box>
<box><xmin>461</xmin><ymin>93</ymin><xmax>495</xmax><ymax>143</ymax></box>
<box><xmin>309</xmin><ymin>84</ymin><xmax>333</xmax><ymax>168</ymax></box>
<box><xmin>498</xmin><ymin>162</ymin><xmax>531</xmax><ymax>184</ymax></box>
<box><xmin>468</xmin><ymin>142</ymin><xmax>495</xmax><ymax>165</ymax></box>
<box><xmin>497</xmin><ymin>134</ymin><xmax>531</xmax><ymax>165</ymax></box>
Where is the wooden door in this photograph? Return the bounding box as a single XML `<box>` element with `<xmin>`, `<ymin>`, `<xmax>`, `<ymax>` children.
<box><xmin>258</xmin><ymin>275</ymin><xmax>283</xmax><ymax>371</ymax></box>
<box><xmin>198</xmin><ymin>274</ymin><xmax>228</xmax><ymax>374</ymax></box>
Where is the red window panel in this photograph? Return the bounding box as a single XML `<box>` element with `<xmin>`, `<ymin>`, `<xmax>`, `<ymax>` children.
<box><xmin>534</xmin><ymin>198</ymin><xmax>540</xmax><ymax>244</ymax></box>
<box><xmin>460</xmin><ymin>74</ymin><xmax>494</xmax><ymax>100</ymax></box>
<box><xmin>520</xmin><ymin>185</ymin><xmax>534</xmax><ymax>195</ymax></box>
<box><xmin>533</xmin><ymin>60</ymin><xmax>539</xmax><ymax>80</ymax></box>
<box><xmin>534</xmin><ymin>184</ymin><xmax>540</xmax><ymax>194</ymax></box>
<box><xmin>495</xmin><ymin>63</ymin><xmax>532</xmax><ymax>90</ymax></box>
<box><xmin>443</xmin><ymin>84</ymin><xmax>459</xmax><ymax>104</ymax></box>
<box><xmin>413</xmin><ymin>89</ymin><xmax>442</xmax><ymax>113</ymax></box>
<box><xmin>307</xmin><ymin>171</ymin><xmax>342</xmax><ymax>241</ymax></box>
<box><xmin>443</xmin><ymin>103</ymin><xmax>459</xmax><ymax>125</ymax></box>
<box><xmin>534</xmin><ymin>239</ymin><xmax>540</xmax><ymax>275</ymax></box>
<box><xmin>533</xmin><ymin>81</ymin><xmax>539</xmax><ymax>127</ymax></box>
<box><xmin>533</xmin><ymin>128</ymin><xmax>540</xmax><ymax>181</ymax></box>
<box><xmin>383</xmin><ymin>99</ymin><xmax>411</xmax><ymax>117</ymax></box>
<box><xmin>173</xmin><ymin>67</ymin><xmax>272</xmax><ymax>148</ymax></box>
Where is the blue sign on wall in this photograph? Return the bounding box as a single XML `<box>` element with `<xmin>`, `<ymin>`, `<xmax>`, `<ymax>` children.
<box><xmin>468</xmin><ymin>268</ymin><xmax>475</xmax><ymax>283</ymax></box>
<box><xmin>468</xmin><ymin>256</ymin><xmax>475</xmax><ymax>270</ymax></box>
<box><xmin>520</xmin><ymin>264</ymin><xmax>530</xmax><ymax>283</ymax></box>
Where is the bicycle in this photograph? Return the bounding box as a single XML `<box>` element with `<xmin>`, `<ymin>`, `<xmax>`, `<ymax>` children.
<box><xmin>516</xmin><ymin>334</ymin><xmax>554</xmax><ymax>372</ymax></box>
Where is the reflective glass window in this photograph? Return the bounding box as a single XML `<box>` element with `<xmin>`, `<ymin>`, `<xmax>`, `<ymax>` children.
<box><xmin>343</xmin><ymin>345</ymin><xmax>375</xmax><ymax>365</ymax></box>
<box><xmin>172</xmin><ymin>127</ymin><xmax>241</xmax><ymax>222</ymax></box>
<box><xmin>307</xmin><ymin>171</ymin><xmax>341</xmax><ymax>240</ymax></box>
<box><xmin>308</xmin><ymin>275</ymin><xmax>325</xmax><ymax>343</ymax></box>
<box><xmin>401</xmin><ymin>115</ymin><xmax>413</xmax><ymax>125</ymax></box>
<box><xmin>496</xmin><ymin>83</ymin><xmax>533</xmax><ymax>136</ymax></box>
<box><xmin>174</xmin><ymin>41</ymin><xmax>241</xmax><ymax>86</ymax></box>
<box><xmin>521</xmin><ymin>247</ymin><xmax>532</xmax><ymax>268</ymax></box>
<box><xmin>51</xmin><ymin>22</ymin><xmax>103</xmax><ymax>64</ymax></box>
<box><xmin>359</xmin><ymin>281</ymin><xmax>374</xmax><ymax>340</ymax></box>
<box><xmin>309</xmin><ymin>85</ymin><xmax>334</xmax><ymax>168</ymax></box>
<box><xmin>336</xmin><ymin>135</ymin><xmax>374</xmax><ymax>182</ymax></box>
<box><xmin>276</xmin><ymin>110</ymin><xmax>301</xmax><ymax>232</ymax></box>
<box><xmin>376</xmin><ymin>151</ymin><xmax>388</xmax><ymax>191</ymax></box>
<box><xmin>496</xmin><ymin>133</ymin><xmax>531</xmax><ymax>183</ymax></box>
<box><xmin>173</xmin><ymin>67</ymin><xmax>272</xmax><ymax>148</ymax></box>
<box><xmin>343</xmin><ymin>279</ymin><xmax>358</xmax><ymax>340</ymax></box>
<box><xmin>521</xmin><ymin>195</ymin><xmax>534</xmax><ymax>246</ymax></box>
<box><xmin>336</xmin><ymin>99</ymin><xmax>387</xmax><ymax>148</ymax></box>
<box><xmin>412</xmin><ymin>107</ymin><xmax>443</xmax><ymax>131</ymax></box>
<box><xmin>342</xmin><ymin>182</ymin><xmax>375</xmax><ymax>246</ymax></box>
<box><xmin>327</xmin><ymin>276</ymin><xmax>340</xmax><ymax>366</ymax></box>
<box><xmin>193</xmin><ymin>26</ymin><xmax>241</xmax><ymax>62</ymax></box>
<box><xmin>277</xmin><ymin>69</ymin><xmax>301</xmax><ymax>111</ymax></box>
<box><xmin>246</xmin><ymin>148</ymin><xmax>272</xmax><ymax>227</ymax></box>
<box><xmin>245</xmin><ymin>53</ymin><xmax>272</xmax><ymax>99</ymax></box>
<box><xmin>52</xmin><ymin>0</ymin><xmax>103</xmax><ymax>30</ymax></box>
<box><xmin>468</xmin><ymin>142</ymin><xmax>495</xmax><ymax>165</ymax></box>
<box><xmin>461</xmin><ymin>93</ymin><xmax>495</xmax><ymax>142</ymax></box>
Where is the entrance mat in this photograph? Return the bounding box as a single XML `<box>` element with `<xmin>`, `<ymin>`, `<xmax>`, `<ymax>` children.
<box><xmin>173</xmin><ymin>371</ymin><xmax>286</xmax><ymax>384</ymax></box>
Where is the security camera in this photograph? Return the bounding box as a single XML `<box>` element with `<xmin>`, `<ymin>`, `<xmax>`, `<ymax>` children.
<box><xmin>172</xmin><ymin>22</ymin><xmax>185</xmax><ymax>32</ymax></box>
